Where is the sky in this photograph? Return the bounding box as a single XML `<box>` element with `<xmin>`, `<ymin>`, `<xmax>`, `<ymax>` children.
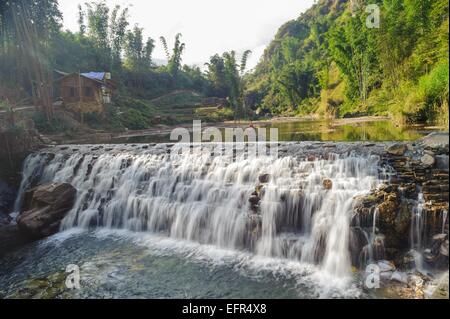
<box><xmin>58</xmin><ymin>0</ymin><xmax>315</xmax><ymax>70</ymax></box>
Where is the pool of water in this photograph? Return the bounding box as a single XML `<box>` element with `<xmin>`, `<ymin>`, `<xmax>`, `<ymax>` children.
<box><xmin>0</xmin><ymin>229</ymin><xmax>374</xmax><ymax>299</ymax></box>
<box><xmin>113</xmin><ymin>120</ymin><xmax>438</xmax><ymax>144</ymax></box>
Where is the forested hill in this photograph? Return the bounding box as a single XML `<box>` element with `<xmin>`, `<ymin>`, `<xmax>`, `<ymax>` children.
<box><xmin>245</xmin><ymin>0</ymin><xmax>449</xmax><ymax>124</ymax></box>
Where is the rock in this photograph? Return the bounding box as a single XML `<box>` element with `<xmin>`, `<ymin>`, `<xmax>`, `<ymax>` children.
<box><xmin>424</xmin><ymin>249</ymin><xmax>437</xmax><ymax>263</ymax></box>
<box><xmin>0</xmin><ymin>180</ymin><xmax>15</xmax><ymax>219</ymax></box>
<box><xmin>440</xmin><ymin>240</ymin><xmax>449</xmax><ymax>257</ymax></box>
<box><xmin>376</xmin><ymin>200</ymin><xmax>397</xmax><ymax>222</ymax></box>
<box><xmin>248</xmin><ymin>195</ymin><xmax>260</xmax><ymax>205</ymax></box>
<box><xmin>17</xmin><ymin>183</ymin><xmax>76</xmax><ymax>239</ymax></box>
<box><xmin>258</xmin><ymin>174</ymin><xmax>270</xmax><ymax>184</ymax></box>
<box><xmin>408</xmin><ymin>274</ymin><xmax>424</xmax><ymax>289</ymax></box>
<box><xmin>400</xmin><ymin>251</ymin><xmax>417</xmax><ymax>269</ymax></box>
<box><xmin>433</xmin><ymin>233</ymin><xmax>447</xmax><ymax>243</ymax></box>
<box><xmin>419</xmin><ymin>132</ymin><xmax>449</xmax><ymax>149</ymax></box>
<box><xmin>378</xmin><ymin>184</ymin><xmax>393</xmax><ymax>193</ymax></box>
<box><xmin>386</xmin><ymin>143</ymin><xmax>407</xmax><ymax>156</ymax></box>
<box><xmin>421</xmin><ymin>154</ymin><xmax>436</xmax><ymax>167</ymax></box>
<box><xmin>323</xmin><ymin>178</ymin><xmax>333</xmax><ymax>190</ymax></box>
<box><xmin>435</xmin><ymin>155</ymin><xmax>449</xmax><ymax>170</ymax></box>
<box><xmin>378</xmin><ymin>260</ymin><xmax>396</xmax><ymax>272</ymax></box>
<box><xmin>390</xmin><ymin>271</ymin><xmax>408</xmax><ymax>284</ymax></box>
<box><xmin>380</xmin><ymin>271</ymin><xmax>393</xmax><ymax>281</ymax></box>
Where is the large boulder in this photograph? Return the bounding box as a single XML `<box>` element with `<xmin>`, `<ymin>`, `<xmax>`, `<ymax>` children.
<box><xmin>0</xmin><ymin>180</ymin><xmax>15</xmax><ymax>226</ymax></box>
<box><xmin>419</xmin><ymin>132</ymin><xmax>449</xmax><ymax>150</ymax></box>
<box><xmin>17</xmin><ymin>183</ymin><xmax>76</xmax><ymax>239</ymax></box>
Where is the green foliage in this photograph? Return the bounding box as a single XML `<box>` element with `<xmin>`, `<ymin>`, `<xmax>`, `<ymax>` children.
<box><xmin>247</xmin><ymin>0</ymin><xmax>449</xmax><ymax>125</ymax></box>
<box><xmin>160</xmin><ymin>33</ymin><xmax>185</xmax><ymax>85</ymax></box>
<box><xmin>195</xmin><ymin>107</ymin><xmax>235</xmax><ymax>123</ymax></box>
<box><xmin>205</xmin><ymin>50</ymin><xmax>252</xmax><ymax>118</ymax></box>
<box><xmin>32</xmin><ymin>112</ymin><xmax>70</xmax><ymax>133</ymax></box>
<box><xmin>124</xmin><ymin>25</ymin><xmax>154</xmax><ymax>71</ymax></box>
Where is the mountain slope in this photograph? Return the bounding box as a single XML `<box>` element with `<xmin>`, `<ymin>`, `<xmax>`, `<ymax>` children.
<box><xmin>246</xmin><ymin>0</ymin><xmax>449</xmax><ymax>124</ymax></box>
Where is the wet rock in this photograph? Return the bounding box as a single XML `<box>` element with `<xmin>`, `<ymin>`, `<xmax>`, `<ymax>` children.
<box><xmin>0</xmin><ymin>181</ymin><xmax>15</xmax><ymax>225</ymax></box>
<box><xmin>249</xmin><ymin>195</ymin><xmax>260</xmax><ymax>206</ymax></box>
<box><xmin>255</xmin><ymin>184</ymin><xmax>264</xmax><ymax>196</ymax></box>
<box><xmin>433</xmin><ymin>233</ymin><xmax>447</xmax><ymax>244</ymax></box>
<box><xmin>386</xmin><ymin>143</ymin><xmax>407</xmax><ymax>156</ymax></box>
<box><xmin>424</xmin><ymin>249</ymin><xmax>437</xmax><ymax>263</ymax></box>
<box><xmin>17</xmin><ymin>183</ymin><xmax>76</xmax><ymax>239</ymax></box>
<box><xmin>400</xmin><ymin>251</ymin><xmax>417</xmax><ymax>269</ymax></box>
<box><xmin>322</xmin><ymin>178</ymin><xmax>333</xmax><ymax>190</ymax></box>
<box><xmin>378</xmin><ymin>184</ymin><xmax>393</xmax><ymax>193</ymax></box>
<box><xmin>353</xmin><ymin>194</ymin><xmax>378</xmax><ymax>208</ymax></box>
<box><xmin>376</xmin><ymin>200</ymin><xmax>398</xmax><ymax>223</ymax></box>
<box><xmin>390</xmin><ymin>271</ymin><xmax>408</xmax><ymax>284</ymax></box>
<box><xmin>378</xmin><ymin>260</ymin><xmax>396</xmax><ymax>272</ymax></box>
<box><xmin>421</xmin><ymin>154</ymin><xmax>436</xmax><ymax>167</ymax></box>
<box><xmin>258</xmin><ymin>174</ymin><xmax>270</xmax><ymax>184</ymax></box>
<box><xmin>435</xmin><ymin>155</ymin><xmax>449</xmax><ymax>170</ymax></box>
<box><xmin>440</xmin><ymin>240</ymin><xmax>449</xmax><ymax>257</ymax></box>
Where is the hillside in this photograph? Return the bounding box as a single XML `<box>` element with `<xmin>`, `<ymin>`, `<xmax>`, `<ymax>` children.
<box><xmin>245</xmin><ymin>0</ymin><xmax>449</xmax><ymax>125</ymax></box>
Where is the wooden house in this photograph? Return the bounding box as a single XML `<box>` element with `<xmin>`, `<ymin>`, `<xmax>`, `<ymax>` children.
<box><xmin>55</xmin><ymin>72</ymin><xmax>116</xmax><ymax>114</ymax></box>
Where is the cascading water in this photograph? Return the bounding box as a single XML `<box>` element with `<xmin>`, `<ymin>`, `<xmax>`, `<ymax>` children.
<box><xmin>14</xmin><ymin>144</ymin><xmax>380</xmax><ymax>280</ymax></box>
<box><xmin>443</xmin><ymin>210</ymin><xmax>448</xmax><ymax>234</ymax></box>
<box><xmin>410</xmin><ymin>192</ymin><xmax>426</xmax><ymax>270</ymax></box>
<box><xmin>411</xmin><ymin>192</ymin><xmax>425</xmax><ymax>251</ymax></box>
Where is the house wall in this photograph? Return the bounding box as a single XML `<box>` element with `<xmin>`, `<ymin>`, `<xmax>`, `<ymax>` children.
<box><xmin>59</xmin><ymin>76</ymin><xmax>101</xmax><ymax>104</ymax></box>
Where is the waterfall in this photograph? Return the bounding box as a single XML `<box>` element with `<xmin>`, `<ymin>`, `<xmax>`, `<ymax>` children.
<box><xmin>443</xmin><ymin>210</ymin><xmax>448</xmax><ymax>234</ymax></box>
<box><xmin>14</xmin><ymin>144</ymin><xmax>380</xmax><ymax>278</ymax></box>
<box><xmin>411</xmin><ymin>192</ymin><xmax>425</xmax><ymax>251</ymax></box>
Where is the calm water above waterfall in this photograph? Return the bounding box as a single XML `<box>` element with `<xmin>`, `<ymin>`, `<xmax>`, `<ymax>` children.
<box><xmin>114</xmin><ymin>120</ymin><xmax>437</xmax><ymax>144</ymax></box>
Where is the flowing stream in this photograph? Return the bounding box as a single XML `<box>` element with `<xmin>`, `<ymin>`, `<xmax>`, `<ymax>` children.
<box><xmin>8</xmin><ymin>144</ymin><xmax>381</xmax><ymax>292</ymax></box>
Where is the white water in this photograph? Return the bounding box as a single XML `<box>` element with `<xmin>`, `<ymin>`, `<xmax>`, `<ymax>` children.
<box><xmin>15</xmin><ymin>145</ymin><xmax>380</xmax><ymax>280</ymax></box>
<box><xmin>443</xmin><ymin>210</ymin><xmax>448</xmax><ymax>234</ymax></box>
<box><xmin>411</xmin><ymin>192</ymin><xmax>425</xmax><ymax>251</ymax></box>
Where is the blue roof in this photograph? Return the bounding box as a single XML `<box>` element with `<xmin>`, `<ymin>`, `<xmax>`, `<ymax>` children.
<box><xmin>81</xmin><ymin>72</ymin><xmax>105</xmax><ymax>81</ymax></box>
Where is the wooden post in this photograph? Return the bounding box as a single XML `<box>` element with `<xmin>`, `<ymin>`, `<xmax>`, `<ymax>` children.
<box><xmin>79</xmin><ymin>71</ymin><xmax>83</xmax><ymax>124</ymax></box>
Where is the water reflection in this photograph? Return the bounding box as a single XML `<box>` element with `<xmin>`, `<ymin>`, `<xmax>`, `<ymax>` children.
<box><xmin>114</xmin><ymin>120</ymin><xmax>437</xmax><ymax>144</ymax></box>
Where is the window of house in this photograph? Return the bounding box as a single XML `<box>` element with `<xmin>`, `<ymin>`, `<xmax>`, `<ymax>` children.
<box><xmin>69</xmin><ymin>87</ymin><xmax>76</xmax><ymax>97</ymax></box>
<box><xmin>84</xmin><ymin>87</ymin><xmax>93</xmax><ymax>97</ymax></box>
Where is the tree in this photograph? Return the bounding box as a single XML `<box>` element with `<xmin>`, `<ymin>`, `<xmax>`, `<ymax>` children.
<box><xmin>124</xmin><ymin>25</ymin><xmax>154</xmax><ymax>71</ymax></box>
<box><xmin>160</xmin><ymin>33</ymin><xmax>185</xmax><ymax>86</ymax></box>
<box><xmin>0</xmin><ymin>0</ymin><xmax>62</xmax><ymax>122</ymax></box>
<box><xmin>82</xmin><ymin>1</ymin><xmax>129</xmax><ymax>71</ymax></box>
<box><xmin>205</xmin><ymin>54</ymin><xmax>228</xmax><ymax>97</ymax></box>
<box><xmin>222</xmin><ymin>50</ymin><xmax>252</xmax><ymax>117</ymax></box>
<box><xmin>328</xmin><ymin>9</ymin><xmax>380</xmax><ymax>101</ymax></box>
